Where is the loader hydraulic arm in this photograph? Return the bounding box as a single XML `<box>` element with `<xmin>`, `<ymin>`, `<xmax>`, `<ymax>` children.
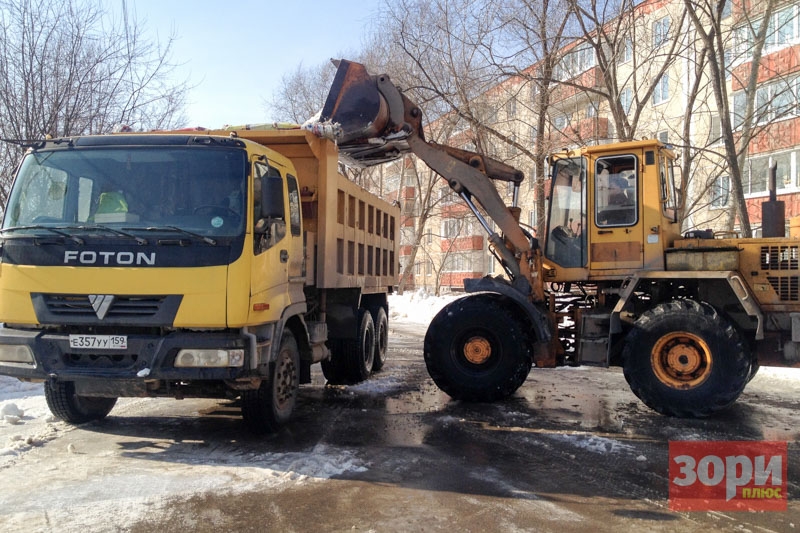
<box><xmin>312</xmin><ymin>59</ymin><xmax>543</xmax><ymax>301</ymax></box>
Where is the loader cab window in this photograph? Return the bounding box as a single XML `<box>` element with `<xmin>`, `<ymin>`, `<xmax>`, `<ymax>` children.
<box><xmin>659</xmin><ymin>153</ymin><xmax>678</xmax><ymax>223</ymax></box>
<box><xmin>546</xmin><ymin>157</ymin><xmax>587</xmax><ymax>268</ymax></box>
<box><xmin>595</xmin><ymin>155</ymin><xmax>637</xmax><ymax>227</ymax></box>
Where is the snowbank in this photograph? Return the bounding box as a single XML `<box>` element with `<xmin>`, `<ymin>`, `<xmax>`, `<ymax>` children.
<box><xmin>388</xmin><ymin>289</ymin><xmax>460</xmax><ymax>324</ymax></box>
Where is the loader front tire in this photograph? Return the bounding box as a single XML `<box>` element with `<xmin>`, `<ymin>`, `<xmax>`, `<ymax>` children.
<box><xmin>44</xmin><ymin>381</ymin><xmax>117</xmax><ymax>424</ymax></box>
<box><xmin>424</xmin><ymin>294</ymin><xmax>532</xmax><ymax>402</ymax></box>
<box><xmin>241</xmin><ymin>329</ymin><xmax>300</xmax><ymax>433</ymax></box>
<box><xmin>622</xmin><ymin>299</ymin><xmax>751</xmax><ymax>418</ymax></box>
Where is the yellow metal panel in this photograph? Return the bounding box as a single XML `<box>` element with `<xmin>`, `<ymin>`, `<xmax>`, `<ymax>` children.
<box><xmin>0</xmin><ymin>263</ymin><xmax>229</xmax><ymax>327</ymax></box>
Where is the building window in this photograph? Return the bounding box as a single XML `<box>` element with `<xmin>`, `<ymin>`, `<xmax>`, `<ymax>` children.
<box><xmin>506</xmin><ymin>96</ymin><xmax>517</xmax><ymax>118</ymax></box>
<box><xmin>658</xmin><ymin>131</ymin><xmax>669</xmax><ymax>144</ymax></box>
<box><xmin>586</xmin><ymin>103</ymin><xmax>597</xmax><ymax>118</ymax></box>
<box><xmin>653</xmin><ymin>75</ymin><xmax>669</xmax><ymax>105</ymax></box>
<box><xmin>622</xmin><ymin>37</ymin><xmax>633</xmax><ymax>63</ymax></box>
<box><xmin>709</xmin><ymin>115</ymin><xmax>722</xmax><ymax>145</ymax></box>
<box><xmin>620</xmin><ymin>87</ymin><xmax>633</xmax><ymax>114</ymax></box>
<box><xmin>653</xmin><ymin>16</ymin><xmax>671</xmax><ymax>48</ymax></box>
<box><xmin>554</xmin><ymin>113</ymin><xmax>571</xmax><ymax>131</ymax></box>
<box><xmin>710</xmin><ymin>175</ymin><xmax>729</xmax><ymax>208</ymax></box>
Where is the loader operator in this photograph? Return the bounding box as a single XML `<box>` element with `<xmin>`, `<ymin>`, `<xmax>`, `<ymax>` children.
<box><xmin>597</xmin><ymin>174</ymin><xmax>635</xmax><ymax>226</ymax></box>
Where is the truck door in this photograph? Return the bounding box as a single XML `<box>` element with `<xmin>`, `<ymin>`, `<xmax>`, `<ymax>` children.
<box><xmin>590</xmin><ymin>154</ymin><xmax>644</xmax><ymax>270</ymax></box>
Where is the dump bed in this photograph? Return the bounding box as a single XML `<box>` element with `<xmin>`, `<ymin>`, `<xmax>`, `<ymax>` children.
<box><xmin>213</xmin><ymin>128</ymin><xmax>399</xmax><ymax>291</ymax></box>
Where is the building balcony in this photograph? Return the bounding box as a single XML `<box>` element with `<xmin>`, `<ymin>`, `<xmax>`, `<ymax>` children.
<box><xmin>441</xmin><ymin>235</ymin><xmax>484</xmax><ymax>252</ymax></box>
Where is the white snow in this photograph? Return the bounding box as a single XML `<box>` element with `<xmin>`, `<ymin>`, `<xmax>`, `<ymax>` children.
<box><xmin>388</xmin><ymin>289</ymin><xmax>459</xmax><ymax>324</ymax></box>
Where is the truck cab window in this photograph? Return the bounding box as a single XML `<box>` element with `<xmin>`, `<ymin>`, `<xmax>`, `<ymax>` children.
<box><xmin>253</xmin><ymin>161</ymin><xmax>285</xmax><ymax>255</ymax></box>
<box><xmin>595</xmin><ymin>155</ymin><xmax>637</xmax><ymax>227</ymax></box>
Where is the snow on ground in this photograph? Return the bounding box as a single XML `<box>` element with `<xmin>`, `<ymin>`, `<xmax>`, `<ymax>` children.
<box><xmin>1</xmin><ymin>289</ymin><xmax>799</xmax><ymax>530</ymax></box>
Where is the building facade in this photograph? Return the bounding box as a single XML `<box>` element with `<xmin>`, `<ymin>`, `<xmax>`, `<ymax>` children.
<box><xmin>398</xmin><ymin>0</ymin><xmax>800</xmax><ymax>293</ymax></box>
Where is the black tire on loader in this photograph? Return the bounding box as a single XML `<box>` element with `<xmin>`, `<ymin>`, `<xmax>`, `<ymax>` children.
<box><xmin>622</xmin><ymin>299</ymin><xmax>752</xmax><ymax>418</ymax></box>
<box><xmin>241</xmin><ymin>329</ymin><xmax>300</xmax><ymax>433</ymax></box>
<box><xmin>44</xmin><ymin>381</ymin><xmax>117</xmax><ymax>424</ymax></box>
<box><xmin>423</xmin><ymin>294</ymin><xmax>532</xmax><ymax>402</ymax></box>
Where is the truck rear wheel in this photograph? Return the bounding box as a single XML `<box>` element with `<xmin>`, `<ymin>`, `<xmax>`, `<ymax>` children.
<box><xmin>424</xmin><ymin>294</ymin><xmax>532</xmax><ymax>401</ymax></box>
<box><xmin>241</xmin><ymin>329</ymin><xmax>300</xmax><ymax>433</ymax></box>
<box><xmin>622</xmin><ymin>299</ymin><xmax>751</xmax><ymax>417</ymax></box>
<box><xmin>371</xmin><ymin>307</ymin><xmax>388</xmax><ymax>372</ymax></box>
<box><xmin>44</xmin><ymin>381</ymin><xmax>117</xmax><ymax>424</ymax></box>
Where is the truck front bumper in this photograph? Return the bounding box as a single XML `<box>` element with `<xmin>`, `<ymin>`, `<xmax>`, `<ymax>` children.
<box><xmin>0</xmin><ymin>325</ymin><xmax>257</xmax><ymax>385</ymax></box>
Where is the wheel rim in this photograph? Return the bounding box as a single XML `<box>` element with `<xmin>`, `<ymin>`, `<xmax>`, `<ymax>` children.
<box><xmin>274</xmin><ymin>351</ymin><xmax>297</xmax><ymax>408</ymax></box>
<box><xmin>650</xmin><ymin>331</ymin><xmax>713</xmax><ymax>389</ymax></box>
<box><xmin>463</xmin><ymin>336</ymin><xmax>493</xmax><ymax>365</ymax></box>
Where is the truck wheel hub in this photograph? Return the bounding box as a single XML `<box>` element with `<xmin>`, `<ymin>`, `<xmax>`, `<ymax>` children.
<box><xmin>463</xmin><ymin>336</ymin><xmax>492</xmax><ymax>365</ymax></box>
<box><xmin>651</xmin><ymin>332</ymin><xmax>712</xmax><ymax>389</ymax></box>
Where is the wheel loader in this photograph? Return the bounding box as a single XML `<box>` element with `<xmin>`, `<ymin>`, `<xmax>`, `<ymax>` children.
<box><xmin>311</xmin><ymin>59</ymin><xmax>800</xmax><ymax>417</ymax></box>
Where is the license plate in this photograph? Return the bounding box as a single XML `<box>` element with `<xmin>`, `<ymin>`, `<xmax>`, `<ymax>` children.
<box><xmin>68</xmin><ymin>334</ymin><xmax>127</xmax><ymax>350</ymax></box>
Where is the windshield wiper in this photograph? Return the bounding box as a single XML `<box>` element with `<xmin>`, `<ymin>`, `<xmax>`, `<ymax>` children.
<box><xmin>0</xmin><ymin>225</ymin><xmax>84</xmax><ymax>244</ymax></box>
<box><xmin>124</xmin><ymin>226</ymin><xmax>217</xmax><ymax>245</ymax></box>
<box><xmin>68</xmin><ymin>224</ymin><xmax>148</xmax><ymax>245</ymax></box>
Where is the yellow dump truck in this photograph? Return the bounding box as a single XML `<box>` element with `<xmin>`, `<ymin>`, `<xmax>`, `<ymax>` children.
<box><xmin>0</xmin><ymin>127</ymin><xmax>398</xmax><ymax>432</ymax></box>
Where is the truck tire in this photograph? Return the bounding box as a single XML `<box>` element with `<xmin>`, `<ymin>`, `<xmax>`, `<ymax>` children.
<box><xmin>424</xmin><ymin>294</ymin><xmax>532</xmax><ymax>401</ymax></box>
<box><xmin>241</xmin><ymin>329</ymin><xmax>300</xmax><ymax>433</ymax></box>
<box><xmin>44</xmin><ymin>381</ymin><xmax>117</xmax><ymax>424</ymax></box>
<box><xmin>371</xmin><ymin>306</ymin><xmax>388</xmax><ymax>372</ymax></box>
<box><xmin>343</xmin><ymin>309</ymin><xmax>375</xmax><ymax>383</ymax></box>
<box><xmin>622</xmin><ymin>299</ymin><xmax>751</xmax><ymax>418</ymax></box>
<box><xmin>321</xmin><ymin>343</ymin><xmax>347</xmax><ymax>384</ymax></box>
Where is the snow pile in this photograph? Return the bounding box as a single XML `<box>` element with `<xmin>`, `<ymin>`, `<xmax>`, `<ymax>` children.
<box><xmin>547</xmin><ymin>433</ymin><xmax>635</xmax><ymax>455</ymax></box>
<box><xmin>388</xmin><ymin>289</ymin><xmax>460</xmax><ymax>324</ymax></box>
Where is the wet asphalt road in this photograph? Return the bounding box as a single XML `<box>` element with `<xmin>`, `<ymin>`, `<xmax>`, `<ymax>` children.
<box><xmin>2</xmin><ymin>321</ymin><xmax>799</xmax><ymax>532</ymax></box>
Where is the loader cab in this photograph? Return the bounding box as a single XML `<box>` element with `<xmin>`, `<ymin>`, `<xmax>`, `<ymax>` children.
<box><xmin>544</xmin><ymin>140</ymin><xmax>680</xmax><ymax>280</ymax></box>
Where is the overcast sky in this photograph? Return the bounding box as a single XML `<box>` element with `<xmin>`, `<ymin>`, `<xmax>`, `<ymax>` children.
<box><xmin>130</xmin><ymin>0</ymin><xmax>380</xmax><ymax>128</ymax></box>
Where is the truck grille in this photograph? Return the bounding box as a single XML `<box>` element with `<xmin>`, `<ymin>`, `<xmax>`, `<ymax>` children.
<box><xmin>64</xmin><ymin>352</ymin><xmax>139</xmax><ymax>369</ymax></box>
<box><xmin>32</xmin><ymin>293</ymin><xmax>183</xmax><ymax>326</ymax></box>
<box><xmin>761</xmin><ymin>245</ymin><xmax>799</xmax><ymax>271</ymax></box>
<box><xmin>45</xmin><ymin>295</ymin><xmax>164</xmax><ymax>317</ymax></box>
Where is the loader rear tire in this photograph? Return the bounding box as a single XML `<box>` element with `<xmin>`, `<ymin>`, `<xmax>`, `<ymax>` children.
<box><xmin>44</xmin><ymin>381</ymin><xmax>117</xmax><ymax>424</ymax></box>
<box><xmin>241</xmin><ymin>329</ymin><xmax>300</xmax><ymax>433</ymax></box>
<box><xmin>622</xmin><ymin>299</ymin><xmax>751</xmax><ymax>418</ymax></box>
<box><xmin>424</xmin><ymin>294</ymin><xmax>532</xmax><ymax>402</ymax></box>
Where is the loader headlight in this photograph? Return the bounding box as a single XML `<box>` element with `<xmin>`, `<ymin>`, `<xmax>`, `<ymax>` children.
<box><xmin>174</xmin><ymin>349</ymin><xmax>244</xmax><ymax>368</ymax></box>
<box><xmin>0</xmin><ymin>344</ymin><xmax>35</xmax><ymax>365</ymax></box>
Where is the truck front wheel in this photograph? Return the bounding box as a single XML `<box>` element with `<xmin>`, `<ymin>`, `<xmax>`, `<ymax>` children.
<box><xmin>622</xmin><ymin>299</ymin><xmax>751</xmax><ymax>417</ymax></box>
<box><xmin>44</xmin><ymin>381</ymin><xmax>117</xmax><ymax>424</ymax></box>
<box><xmin>241</xmin><ymin>329</ymin><xmax>300</xmax><ymax>433</ymax></box>
<box><xmin>424</xmin><ymin>295</ymin><xmax>532</xmax><ymax>401</ymax></box>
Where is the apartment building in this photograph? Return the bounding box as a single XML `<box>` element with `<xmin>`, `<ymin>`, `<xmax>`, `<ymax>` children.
<box><xmin>399</xmin><ymin>0</ymin><xmax>800</xmax><ymax>292</ymax></box>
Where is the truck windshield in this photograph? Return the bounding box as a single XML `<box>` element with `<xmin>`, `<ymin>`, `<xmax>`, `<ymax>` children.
<box><xmin>3</xmin><ymin>146</ymin><xmax>247</xmax><ymax>238</ymax></box>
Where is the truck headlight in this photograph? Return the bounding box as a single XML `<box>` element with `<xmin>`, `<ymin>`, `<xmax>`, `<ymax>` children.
<box><xmin>174</xmin><ymin>349</ymin><xmax>244</xmax><ymax>368</ymax></box>
<box><xmin>0</xmin><ymin>344</ymin><xmax>35</xmax><ymax>365</ymax></box>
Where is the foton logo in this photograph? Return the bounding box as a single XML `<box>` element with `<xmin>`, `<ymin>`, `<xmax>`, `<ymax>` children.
<box><xmin>669</xmin><ymin>441</ymin><xmax>787</xmax><ymax>511</ymax></box>
<box><xmin>64</xmin><ymin>250</ymin><xmax>155</xmax><ymax>265</ymax></box>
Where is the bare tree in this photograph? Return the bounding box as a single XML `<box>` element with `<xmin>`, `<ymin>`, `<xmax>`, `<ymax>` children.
<box><xmin>0</xmin><ymin>0</ymin><xmax>188</xmax><ymax>205</ymax></box>
<box><xmin>685</xmin><ymin>0</ymin><xmax>779</xmax><ymax>236</ymax></box>
<box><xmin>266</xmin><ymin>61</ymin><xmax>337</xmax><ymax>124</ymax></box>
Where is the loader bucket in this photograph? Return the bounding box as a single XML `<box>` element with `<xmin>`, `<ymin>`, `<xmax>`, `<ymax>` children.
<box><xmin>320</xmin><ymin>59</ymin><xmax>391</xmax><ymax>144</ymax></box>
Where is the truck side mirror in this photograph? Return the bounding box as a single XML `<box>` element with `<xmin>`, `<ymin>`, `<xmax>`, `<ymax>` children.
<box><xmin>260</xmin><ymin>176</ymin><xmax>284</xmax><ymax>219</ymax></box>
